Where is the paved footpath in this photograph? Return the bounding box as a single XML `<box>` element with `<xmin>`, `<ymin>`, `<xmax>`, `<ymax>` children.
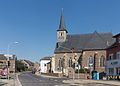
<box><xmin>0</xmin><ymin>73</ymin><xmax>22</xmax><ymax>86</ymax></box>
<box><xmin>63</xmin><ymin>79</ymin><xmax>120</xmax><ymax>86</ymax></box>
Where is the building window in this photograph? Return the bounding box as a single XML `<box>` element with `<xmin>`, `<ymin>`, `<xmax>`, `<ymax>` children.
<box><xmin>109</xmin><ymin>68</ymin><xmax>114</xmax><ymax>75</ymax></box>
<box><xmin>108</xmin><ymin>54</ymin><xmax>113</xmax><ymax>60</ymax></box>
<box><xmin>100</xmin><ymin>55</ymin><xmax>105</xmax><ymax>67</ymax></box>
<box><xmin>58</xmin><ymin>58</ymin><xmax>64</xmax><ymax>70</ymax></box>
<box><xmin>69</xmin><ymin>57</ymin><xmax>72</xmax><ymax>67</ymax></box>
<box><xmin>44</xmin><ymin>64</ymin><xmax>46</xmax><ymax>66</ymax></box>
<box><xmin>56</xmin><ymin>43</ymin><xmax>59</xmax><ymax>48</ymax></box>
<box><xmin>116</xmin><ymin>52</ymin><xmax>120</xmax><ymax>59</ymax></box>
<box><xmin>116</xmin><ymin>67</ymin><xmax>120</xmax><ymax>75</ymax></box>
<box><xmin>118</xmin><ymin>38</ymin><xmax>120</xmax><ymax>43</ymax></box>
<box><xmin>58</xmin><ymin>58</ymin><xmax>62</xmax><ymax>70</ymax></box>
<box><xmin>61</xmin><ymin>32</ymin><xmax>63</xmax><ymax>36</ymax></box>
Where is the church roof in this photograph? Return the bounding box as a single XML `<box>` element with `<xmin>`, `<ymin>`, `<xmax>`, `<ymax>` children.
<box><xmin>54</xmin><ymin>31</ymin><xmax>115</xmax><ymax>53</ymax></box>
<box><xmin>40</xmin><ymin>56</ymin><xmax>51</xmax><ymax>61</ymax></box>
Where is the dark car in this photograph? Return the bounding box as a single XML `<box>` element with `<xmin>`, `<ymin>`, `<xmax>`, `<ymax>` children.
<box><xmin>32</xmin><ymin>68</ymin><xmax>36</xmax><ymax>74</ymax></box>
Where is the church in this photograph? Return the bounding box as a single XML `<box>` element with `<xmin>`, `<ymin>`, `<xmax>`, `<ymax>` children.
<box><xmin>51</xmin><ymin>10</ymin><xmax>115</xmax><ymax>77</ymax></box>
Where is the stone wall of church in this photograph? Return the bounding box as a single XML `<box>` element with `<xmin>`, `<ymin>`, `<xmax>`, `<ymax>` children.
<box><xmin>53</xmin><ymin>53</ymin><xmax>81</xmax><ymax>73</ymax></box>
<box><xmin>53</xmin><ymin>50</ymin><xmax>106</xmax><ymax>74</ymax></box>
<box><xmin>82</xmin><ymin>50</ymin><xmax>106</xmax><ymax>73</ymax></box>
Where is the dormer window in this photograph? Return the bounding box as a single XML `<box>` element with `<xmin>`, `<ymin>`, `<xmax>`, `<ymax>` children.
<box><xmin>119</xmin><ymin>38</ymin><xmax>120</xmax><ymax>43</ymax></box>
<box><xmin>108</xmin><ymin>54</ymin><xmax>113</xmax><ymax>60</ymax></box>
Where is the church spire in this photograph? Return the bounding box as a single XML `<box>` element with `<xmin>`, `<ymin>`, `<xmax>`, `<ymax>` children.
<box><xmin>57</xmin><ymin>8</ymin><xmax>68</xmax><ymax>33</ymax></box>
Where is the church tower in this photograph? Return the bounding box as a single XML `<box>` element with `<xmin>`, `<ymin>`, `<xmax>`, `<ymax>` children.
<box><xmin>57</xmin><ymin>9</ymin><xmax>68</xmax><ymax>42</ymax></box>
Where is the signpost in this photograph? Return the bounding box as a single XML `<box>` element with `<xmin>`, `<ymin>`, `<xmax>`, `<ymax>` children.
<box><xmin>89</xmin><ymin>56</ymin><xmax>94</xmax><ymax>77</ymax></box>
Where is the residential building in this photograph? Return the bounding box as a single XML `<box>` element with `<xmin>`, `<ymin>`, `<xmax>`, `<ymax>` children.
<box><xmin>52</xmin><ymin>10</ymin><xmax>114</xmax><ymax>77</ymax></box>
<box><xmin>21</xmin><ymin>59</ymin><xmax>34</xmax><ymax>69</ymax></box>
<box><xmin>34</xmin><ymin>62</ymin><xmax>40</xmax><ymax>72</ymax></box>
<box><xmin>0</xmin><ymin>54</ymin><xmax>16</xmax><ymax>73</ymax></box>
<box><xmin>106</xmin><ymin>33</ymin><xmax>120</xmax><ymax>76</ymax></box>
<box><xmin>40</xmin><ymin>56</ymin><xmax>51</xmax><ymax>73</ymax></box>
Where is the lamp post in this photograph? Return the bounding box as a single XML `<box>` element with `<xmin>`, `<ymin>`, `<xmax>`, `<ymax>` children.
<box><xmin>59</xmin><ymin>45</ymin><xmax>75</xmax><ymax>80</ymax></box>
<box><xmin>7</xmin><ymin>42</ymin><xmax>19</xmax><ymax>79</ymax></box>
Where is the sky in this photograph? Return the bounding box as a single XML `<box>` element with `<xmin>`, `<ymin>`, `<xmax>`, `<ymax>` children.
<box><xmin>0</xmin><ymin>0</ymin><xmax>120</xmax><ymax>62</ymax></box>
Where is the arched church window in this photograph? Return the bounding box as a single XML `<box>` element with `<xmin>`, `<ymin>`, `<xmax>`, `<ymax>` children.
<box><xmin>100</xmin><ymin>55</ymin><xmax>105</xmax><ymax>67</ymax></box>
<box><xmin>58</xmin><ymin>58</ymin><xmax>62</xmax><ymax>70</ymax></box>
<box><xmin>69</xmin><ymin>57</ymin><xmax>72</xmax><ymax>67</ymax></box>
<box><xmin>61</xmin><ymin>33</ymin><xmax>63</xmax><ymax>36</ymax></box>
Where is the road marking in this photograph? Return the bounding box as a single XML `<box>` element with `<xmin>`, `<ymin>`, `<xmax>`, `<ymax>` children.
<box><xmin>54</xmin><ymin>84</ymin><xmax>78</xmax><ymax>86</ymax></box>
<box><xmin>54</xmin><ymin>80</ymin><xmax>58</xmax><ymax>81</ymax></box>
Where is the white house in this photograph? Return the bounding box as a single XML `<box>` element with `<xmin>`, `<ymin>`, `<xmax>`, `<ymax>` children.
<box><xmin>40</xmin><ymin>56</ymin><xmax>51</xmax><ymax>73</ymax></box>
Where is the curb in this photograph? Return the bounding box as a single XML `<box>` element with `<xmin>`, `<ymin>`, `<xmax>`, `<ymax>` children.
<box><xmin>63</xmin><ymin>79</ymin><xmax>120</xmax><ymax>86</ymax></box>
<box><xmin>16</xmin><ymin>73</ymin><xmax>22</xmax><ymax>86</ymax></box>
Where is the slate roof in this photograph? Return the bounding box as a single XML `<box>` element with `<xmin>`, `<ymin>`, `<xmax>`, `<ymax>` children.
<box><xmin>23</xmin><ymin>60</ymin><xmax>34</xmax><ymax>66</ymax></box>
<box><xmin>57</xmin><ymin>9</ymin><xmax>68</xmax><ymax>33</ymax></box>
<box><xmin>0</xmin><ymin>54</ymin><xmax>7</xmax><ymax>60</ymax></box>
<box><xmin>54</xmin><ymin>31</ymin><xmax>115</xmax><ymax>53</ymax></box>
<box><xmin>113</xmin><ymin>33</ymin><xmax>120</xmax><ymax>38</ymax></box>
<box><xmin>107</xmin><ymin>33</ymin><xmax>120</xmax><ymax>49</ymax></box>
<box><xmin>40</xmin><ymin>56</ymin><xmax>51</xmax><ymax>61</ymax></box>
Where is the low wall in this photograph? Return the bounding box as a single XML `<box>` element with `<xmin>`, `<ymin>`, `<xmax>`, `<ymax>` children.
<box><xmin>41</xmin><ymin>73</ymin><xmax>62</xmax><ymax>77</ymax></box>
<box><xmin>41</xmin><ymin>73</ymin><xmax>90</xmax><ymax>79</ymax></box>
<box><xmin>68</xmin><ymin>73</ymin><xmax>90</xmax><ymax>79</ymax></box>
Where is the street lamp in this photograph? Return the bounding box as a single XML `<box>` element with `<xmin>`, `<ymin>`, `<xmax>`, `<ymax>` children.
<box><xmin>59</xmin><ymin>45</ymin><xmax>75</xmax><ymax>80</ymax></box>
<box><xmin>7</xmin><ymin>42</ymin><xmax>19</xmax><ymax>55</ymax></box>
<box><xmin>7</xmin><ymin>42</ymin><xmax>19</xmax><ymax>79</ymax></box>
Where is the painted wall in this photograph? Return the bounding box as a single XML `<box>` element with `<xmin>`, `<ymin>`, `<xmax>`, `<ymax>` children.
<box><xmin>40</xmin><ymin>60</ymin><xmax>50</xmax><ymax>73</ymax></box>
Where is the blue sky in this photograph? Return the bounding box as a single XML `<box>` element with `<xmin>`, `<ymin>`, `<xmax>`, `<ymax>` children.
<box><xmin>0</xmin><ymin>0</ymin><xmax>120</xmax><ymax>62</ymax></box>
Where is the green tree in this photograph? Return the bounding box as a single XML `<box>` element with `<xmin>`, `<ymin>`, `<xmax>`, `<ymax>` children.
<box><xmin>15</xmin><ymin>60</ymin><xmax>27</xmax><ymax>72</ymax></box>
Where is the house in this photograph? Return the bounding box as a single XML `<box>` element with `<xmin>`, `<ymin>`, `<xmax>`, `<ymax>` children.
<box><xmin>106</xmin><ymin>33</ymin><xmax>120</xmax><ymax>77</ymax></box>
<box><xmin>52</xmin><ymin>10</ymin><xmax>114</xmax><ymax>77</ymax></box>
<box><xmin>34</xmin><ymin>62</ymin><xmax>40</xmax><ymax>72</ymax></box>
<box><xmin>0</xmin><ymin>54</ymin><xmax>16</xmax><ymax>73</ymax></box>
<box><xmin>40</xmin><ymin>56</ymin><xmax>51</xmax><ymax>73</ymax></box>
<box><xmin>21</xmin><ymin>59</ymin><xmax>34</xmax><ymax>69</ymax></box>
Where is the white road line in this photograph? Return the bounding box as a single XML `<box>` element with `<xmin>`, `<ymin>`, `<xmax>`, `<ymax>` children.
<box><xmin>54</xmin><ymin>80</ymin><xmax>58</xmax><ymax>81</ymax></box>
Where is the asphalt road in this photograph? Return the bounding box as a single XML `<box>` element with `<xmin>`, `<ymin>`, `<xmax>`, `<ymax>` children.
<box><xmin>18</xmin><ymin>72</ymin><xmax>69</xmax><ymax>86</ymax></box>
<box><xmin>18</xmin><ymin>72</ymin><xmax>118</xmax><ymax>86</ymax></box>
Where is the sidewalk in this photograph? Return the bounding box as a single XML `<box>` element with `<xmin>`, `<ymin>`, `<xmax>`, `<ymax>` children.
<box><xmin>0</xmin><ymin>73</ymin><xmax>22</xmax><ymax>86</ymax></box>
<box><xmin>63</xmin><ymin>79</ymin><xmax>120</xmax><ymax>86</ymax></box>
<box><xmin>36</xmin><ymin>72</ymin><xmax>60</xmax><ymax>78</ymax></box>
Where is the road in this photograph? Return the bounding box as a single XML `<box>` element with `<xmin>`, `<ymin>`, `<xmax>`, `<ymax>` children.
<box><xmin>18</xmin><ymin>72</ymin><xmax>118</xmax><ymax>86</ymax></box>
<box><xmin>18</xmin><ymin>72</ymin><xmax>69</xmax><ymax>86</ymax></box>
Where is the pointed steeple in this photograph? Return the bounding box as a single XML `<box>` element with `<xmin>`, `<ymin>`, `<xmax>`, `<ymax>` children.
<box><xmin>57</xmin><ymin>8</ymin><xmax>68</xmax><ymax>33</ymax></box>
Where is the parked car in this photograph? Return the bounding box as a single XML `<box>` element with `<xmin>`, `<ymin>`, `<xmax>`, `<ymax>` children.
<box><xmin>0</xmin><ymin>67</ymin><xmax>8</xmax><ymax>79</ymax></box>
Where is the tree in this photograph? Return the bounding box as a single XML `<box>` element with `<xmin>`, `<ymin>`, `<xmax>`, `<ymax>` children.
<box><xmin>78</xmin><ymin>54</ymin><xmax>82</xmax><ymax>68</ymax></box>
<box><xmin>15</xmin><ymin>60</ymin><xmax>27</xmax><ymax>72</ymax></box>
